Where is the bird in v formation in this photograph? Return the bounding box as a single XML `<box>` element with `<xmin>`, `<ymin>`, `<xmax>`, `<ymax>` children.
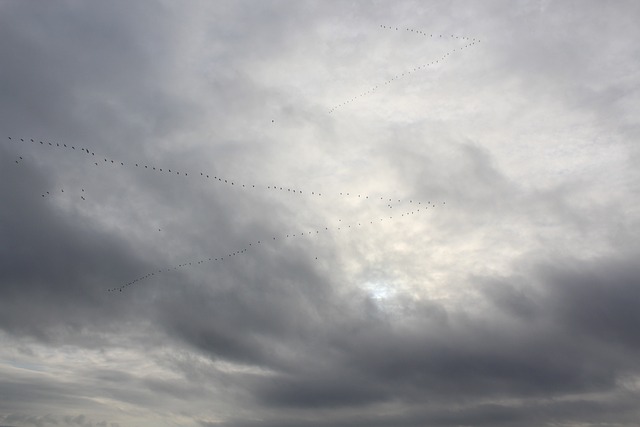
<box><xmin>6</xmin><ymin>24</ymin><xmax>463</xmax><ymax>293</ymax></box>
<box><xmin>8</xmin><ymin>134</ymin><xmax>447</xmax><ymax>294</ymax></box>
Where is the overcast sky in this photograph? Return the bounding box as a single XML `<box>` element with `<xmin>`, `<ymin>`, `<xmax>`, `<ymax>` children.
<box><xmin>1</xmin><ymin>1</ymin><xmax>639</xmax><ymax>426</ymax></box>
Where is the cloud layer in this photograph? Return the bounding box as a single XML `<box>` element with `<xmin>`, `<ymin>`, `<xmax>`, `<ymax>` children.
<box><xmin>1</xmin><ymin>1</ymin><xmax>639</xmax><ymax>426</ymax></box>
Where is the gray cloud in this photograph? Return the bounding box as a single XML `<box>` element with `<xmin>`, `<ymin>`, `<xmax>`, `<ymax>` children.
<box><xmin>1</xmin><ymin>1</ymin><xmax>639</xmax><ymax>426</ymax></box>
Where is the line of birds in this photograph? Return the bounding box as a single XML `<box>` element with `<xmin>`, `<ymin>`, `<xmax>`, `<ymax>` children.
<box><xmin>328</xmin><ymin>24</ymin><xmax>481</xmax><ymax>114</ymax></box>
<box><xmin>7</xmin><ymin>134</ymin><xmax>447</xmax><ymax>294</ymax></box>
<box><xmin>7</xmin><ymin>136</ymin><xmax>438</xmax><ymax>209</ymax></box>
<box><xmin>380</xmin><ymin>24</ymin><xmax>480</xmax><ymax>41</ymax></box>
<box><xmin>107</xmin><ymin>200</ymin><xmax>444</xmax><ymax>293</ymax></box>
<box><xmin>5</xmin><ymin>26</ymin><xmax>466</xmax><ymax>295</ymax></box>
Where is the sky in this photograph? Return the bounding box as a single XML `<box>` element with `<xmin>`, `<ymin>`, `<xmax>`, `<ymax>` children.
<box><xmin>1</xmin><ymin>1</ymin><xmax>639</xmax><ymax>426</ymax></box>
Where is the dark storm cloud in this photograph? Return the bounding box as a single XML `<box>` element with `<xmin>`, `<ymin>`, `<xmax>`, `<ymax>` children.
<box><xmin>187</xmin><ymin>254</ymin><xmax>640</xmax><ymax>427</ymax></box>
<box><xmin>0</xmin><ymin>146</ymin><xmax>152</xmax><ymax>343</ymax></box>
<box><xmin>254</xmin><ymin>372</ymin><xmax>386</xmax><ymax>408</ymax></box>
<box><xmin>533</xmin><ymin>254</ymin><xmax>640</xmax><ymax>351</ymax></box>
<box><xmin>210</xmin><ymin>396</ymin><xmax>640</xmax><ymax>427</ymax></box>
<box><xmin>155</xmin><ymin>247</ymin><xmax>344</xmax><ymax>367</ymax></box>
<box><xmin>167</xmin><ymin>251</ymin><xmax>640</xmax><ymax>425</ymax></box>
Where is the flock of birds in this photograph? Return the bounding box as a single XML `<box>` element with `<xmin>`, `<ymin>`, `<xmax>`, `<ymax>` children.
<box><xmin>107</xmin><ymin>202</ymin><xmax>439</xmax><ymax>293</ymax></box>
<box><xmin>5</xmin><ymin>23</ymin><xmax>480</xmax><ymax>293</ymax></box>
<box><xmin>7</xmin><ymin>133</ymin><xmax>445</xmax><ymax>293</ymax></box>
<box><xmin>7</xmin><ymin>135</ymin><xmax>439</xmax><ymax>207</ymax></box>
<box><xmin>329</xmin><ymin>25</ymin><xmax>481</xmax><ymax>114</ymax></box>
